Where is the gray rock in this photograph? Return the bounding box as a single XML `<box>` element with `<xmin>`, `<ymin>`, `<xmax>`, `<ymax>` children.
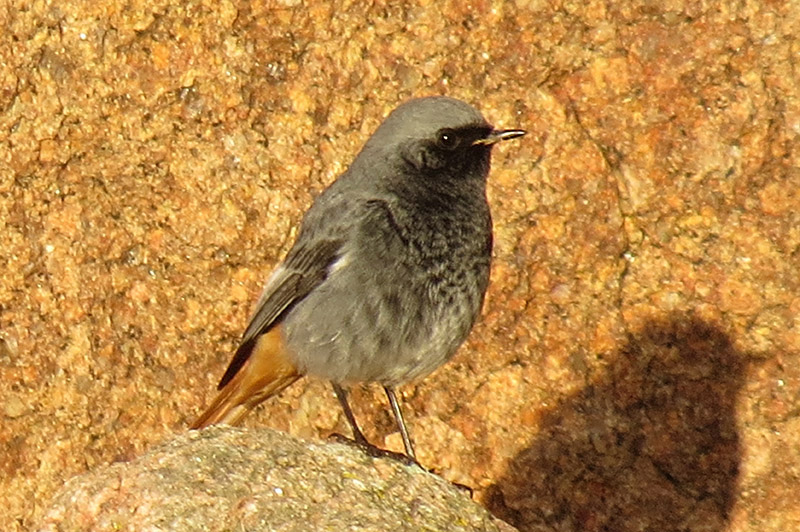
<box><xmin>35</xmin><ymin>426</ymin><xmax>516</xmax><ymax>532</ymax></box>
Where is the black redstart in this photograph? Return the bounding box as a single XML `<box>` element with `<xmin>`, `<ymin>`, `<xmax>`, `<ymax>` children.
<box><xmin>191</xmin><ymin>96</ymin><xmax>525</xmax><ymax>462</ymax></box>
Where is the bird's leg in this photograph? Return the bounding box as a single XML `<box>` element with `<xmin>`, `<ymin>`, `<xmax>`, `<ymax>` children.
<box><xmin>329</xmin><ymin>383</ymin><xmax>419</xmax><ymax>467</ymax></box>
<box><xmin>384</xmin><ymin>385</ymin><xmax>416</xmax><ymax>461</ymax></box>
<box><xmin>383</xmin><ymin>387</ymin><xmax>473</xmax><ymax>495</ymax></box>
<box><xmin>331</xmin><ymin>383</ymin><xmax>370</xmax><ymax>446</ymax></box>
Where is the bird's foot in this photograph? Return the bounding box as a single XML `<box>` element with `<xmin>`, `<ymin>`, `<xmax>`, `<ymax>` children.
<box><xmin>327</xmin><ymin>432</ymin><xmax>420</xmax><ymax>468</ymax></box>
<box><xmin>327</xmin><ymin>433</ymin><xmax>473</xmax><ymax>496</ymax></box>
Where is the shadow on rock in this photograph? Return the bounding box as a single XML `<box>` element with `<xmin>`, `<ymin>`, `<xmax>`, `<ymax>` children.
<box><xmin>486</xmin><ymin>315</ymin><xmax>749</xmax><ymax>532</ymax></box>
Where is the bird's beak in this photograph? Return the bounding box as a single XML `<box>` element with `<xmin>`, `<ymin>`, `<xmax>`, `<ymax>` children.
<box><xmin>473</xmin><ymin>129</ymin><xmax>527</xmax><ymax>146</ymax></box>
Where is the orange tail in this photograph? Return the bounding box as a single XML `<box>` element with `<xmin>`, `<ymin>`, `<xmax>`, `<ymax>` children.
<box><xmin>191</xmin><ymin>326</ymin><xmax>300</xmax><ymax>429</ymax></box>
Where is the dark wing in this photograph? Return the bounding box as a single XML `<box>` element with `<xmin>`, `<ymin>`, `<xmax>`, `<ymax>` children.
<box><xmin>217</xmin><ymin>238</ymin><xmax>343</xmax><ymax>389</ymax></box>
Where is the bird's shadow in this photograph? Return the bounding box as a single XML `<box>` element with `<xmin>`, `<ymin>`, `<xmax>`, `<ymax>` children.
<box><xmin>486</xmin><ymin>314</ymin><xmax>749</xmax><ymax>532</ymax></box>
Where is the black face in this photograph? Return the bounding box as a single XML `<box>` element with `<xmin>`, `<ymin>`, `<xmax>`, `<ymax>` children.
<box><xmin>402</xmin><ymin>125</ymin><xmax>494</xmax><ymax>175</ymax></box>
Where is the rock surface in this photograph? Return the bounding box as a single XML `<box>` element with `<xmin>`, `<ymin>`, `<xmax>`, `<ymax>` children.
<box><xmin>35</xmin><ymin>426</ymin><xmax>513</xmax><ymax>532</ymax></box>
<box><xmin>1</xmin><ymin>1</ymin><xmax>799</xmax><ymax>531</ymax></box>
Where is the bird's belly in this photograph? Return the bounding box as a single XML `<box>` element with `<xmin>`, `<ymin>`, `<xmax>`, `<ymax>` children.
<box><xmin>281</xmin><ymin>267</ymin><xmax>481</xmax><ymax>385</ymax></box>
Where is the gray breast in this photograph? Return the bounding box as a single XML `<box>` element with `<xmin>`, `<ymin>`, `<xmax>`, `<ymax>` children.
<box><xmin>282</xmin><ymin>215</ymin><xmax>490</xmax><ymax>386</ymax></box>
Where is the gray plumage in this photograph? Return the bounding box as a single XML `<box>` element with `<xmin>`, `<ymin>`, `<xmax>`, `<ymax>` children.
<box><xmin>205</xmin><ymin>96</ymin><xmax>524</xmax><ymax>459</ymax></box>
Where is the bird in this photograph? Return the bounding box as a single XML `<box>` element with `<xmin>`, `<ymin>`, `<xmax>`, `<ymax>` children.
<box><xmin>191</xmin><ymin>96</ymin><xmax>525</xmax><ymax>462</ymax></box>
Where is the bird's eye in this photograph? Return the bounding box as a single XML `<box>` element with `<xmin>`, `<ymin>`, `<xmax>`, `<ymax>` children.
<box><xmin>436</xmin><ymin>128</ymin><xmax>460</xmax><ymax>151</ymax></box>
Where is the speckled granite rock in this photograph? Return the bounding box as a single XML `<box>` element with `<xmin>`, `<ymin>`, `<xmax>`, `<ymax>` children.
<box><xmin>1</xmin><ymin>1</ymin><xmax>799</xmax><ymax>531</ymax></box>
<box><xmin>34</xmin><ymin>426</ymin><xmax>515</xmax><ymax>532</ymax></box>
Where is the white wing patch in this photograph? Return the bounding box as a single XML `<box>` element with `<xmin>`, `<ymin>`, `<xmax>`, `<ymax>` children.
<box><xmin>251</xmin><ymin>264</ymin><xmax>286</xmax><ymax>317</ymax></box>
<box><xmin>326</xmin><ymin>249</ymin><xmax>351</xmax><ymax>276</ymax></box>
